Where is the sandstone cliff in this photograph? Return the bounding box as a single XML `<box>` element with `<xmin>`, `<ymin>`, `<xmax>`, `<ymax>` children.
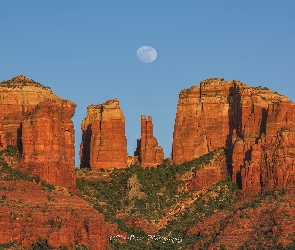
<box><xmin>172</xmin><ymin>78</ymin><xmax>295</xmax><ymax>194</ymax></box>
<box><xmin>80</xmin><ymin>98</ymin><xmax>127</xmax><ymax>170</ymax></box>
<box><xmin>21</xmin><ymin>102</ymin><xmax>76</xmax><ymax>189</ymax></box>
<box><xmin>172</xmin><ymin>79</ymin><xmax>236</xmax><ymax>164</ymax></box>
<box><xmin>134</xmin><ymin>115</ymin><xmax>164</xmax><ymax>167</ymax></box>
<box><xmin>0</xmin><ymin>75</ymin><xmax>76</xmax><ymax>188</ymax></box>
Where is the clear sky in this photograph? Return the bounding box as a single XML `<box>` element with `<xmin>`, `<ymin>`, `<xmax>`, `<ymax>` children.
<box><xmin>1</xmin><ymin>1</ymin><xmax>295</xmax><ymax>166</ymax></box>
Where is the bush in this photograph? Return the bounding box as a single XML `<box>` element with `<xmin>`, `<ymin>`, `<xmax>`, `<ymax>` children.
<box><xmin>32</xmin><ymin>239</ymin><xmax>53</xmax><ymax>250</ymax></box>
<box><xmin>41</xmin><ymin>181</ymin><xmax>55</xmax><ymax>192</ymax></box>
<box><xmin>0</xmin><ymin>145</ymin><xmax>19</xmax><ymax>157</ymax></box>
<box><xmin>0</xmin><ymin>158</ymin><xmax>33</xmax><ymax>182</ymax></box>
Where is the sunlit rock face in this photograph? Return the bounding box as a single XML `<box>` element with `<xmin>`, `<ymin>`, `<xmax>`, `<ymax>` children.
<box><xmin>22</xmin><ymin>101</ymin><xmax>76</xmax><ymax>189</ymax></box>
<box><xmin>172</xmin><ymin>78</ymin><xmax>238</xmax><ymax>164</ymax></box>
<box><xmin>80</xmin><ymin>98</ymin><xmax>127</xmax><ymax>170</ymax></box>
<box><xmin>172</xmin><ymin>78</ymin><xmax>295</xmax><ymax>194</ymax></box>
<box><xmin>134</xmin><ymin>115</ymin><xmax>164</xmax><ymax>167</ymax></box>
<box><xmin>0</xmin><ymin>181</ymin><xmax>124</xmax><ymax>249</ymax></box>
<box><xmin>0</xmin><ymin>75</ymin><xmax>76</xmax><ymax>189</ymax></box>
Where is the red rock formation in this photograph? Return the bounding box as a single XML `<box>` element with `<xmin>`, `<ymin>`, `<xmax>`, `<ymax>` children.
<box><xmin>233</xmin><ymin>89</ymin><xmax>295</xmax><ymax>195</ymax></box>
<box><xmin>0</xmin><ymin>75</ymin><xmax>76</xmax><ymax>188</ymax></box>
<box><xmin>127</xmin><ymin>156</ymin><xmax>139</xmax><ymax>167</ymax></box>
<box><xmin>134</xmin><ymin>115</ymin><xmax>164</xmax><ymax>167</ymax></box>
<box><xmin>172</xmin><ymin>78</ymin><xmax>295</xmax><ymax>194</ymax></box>
<box><xmin>187</xmin><ymin>150</ymin><xmax>228</xmax><ymax>190</ymax></box>
<box><xmin>80</xmin><ymin>98</ymin><xmax>127</xmax><ymax>170</ymax></box>
<box><xmin>0</xmin><ymin>124</ymin><xmax>6</xmax><ymax>150</ymax></box>
<box><xmin>116</xmin><ymin>213</ymin><xmax>157</xmax><ymax>234</ymax></box>
<box><xmin>187</xmin><ymin>194</ymin><xmax>295</xmax><ymax>249</ymax></box>
<box><xmin>0</xmin><ymin>76</ymin><xmax>65</xmax><ymax>145</ymax></box>
<box><xmin>21</xmin><ymin>102</ymin><xmax>76</xmax><ymax>189</ymax></box>
<box><xmin>240</xmin><ymin>139</ymin><xmax>265</xmax><ymax>195</ymax></box>
<box><xmin>240</xmin><ymin>126</ymin><xmax>295</xmax><ymax>195</ymax></box>
<box><xmin>0</xmin><ymin>180</ymin><xmax>124</xmax><ymax>249</ymax></box>
<box><xmin>172</xmin><ymin>79</ymin><xmax>240</xmax><ymax>164</ymax></box>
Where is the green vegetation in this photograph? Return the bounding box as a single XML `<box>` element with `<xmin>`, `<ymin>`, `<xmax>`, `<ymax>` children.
<box><xmin>0</xmin><ymin>144</ymin><xmax>19</xmax><ymax>157</ymax></box>
<box><xmin>158</xmin><ymin>177</ymin><xmax>238</xmax><ymax>245</ymax></box>
<box><xmin>0</xmin><ymin>147</ymin><xmax>55</xmax><ymax>192</ymax></box>
<box><xmin>0</xmin><ymin>157</ymin><xmax>33</xmax><ymax>182</ymax></box>
<box><xmin>0</xmin><ymin>242</ymin><xmax>18</xmax><ymax>250</ymax></box>
<box><xmin>76</xmin><ymin>148</ymin><xmax>241</xmax><ymax>249</ymax></box>
<box><xmin>0</xmin><ymin>75</ymin><xmax>51</xmax><ymax>90</ymax></box>
<box><xmin>77</xmin><ymin>148</ymin><xmax>224</xmax><ymax>220</ymax></box>
<box><xmin>41</xmin><ymin>180</ymin><xmax>56</xmax><ymax>192</ymax></box>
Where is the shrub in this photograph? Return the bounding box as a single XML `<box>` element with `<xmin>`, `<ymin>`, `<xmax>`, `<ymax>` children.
<box><xmin>41</xmin><ymin>181</ymin><xmax>55</xmax><ymax>192</ymax></box>
<box><xmin>31</xmin><ymin>239</ymin><xmax>53</xmax><ymax>250</ymax></box>
<box><xmin>6</xmin><ymin>145</ymin><xmax>19</xmax><ymax>156</ymax></box>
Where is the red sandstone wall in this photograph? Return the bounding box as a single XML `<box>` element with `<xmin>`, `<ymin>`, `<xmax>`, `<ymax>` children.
<box><xmin>21</xmin><ymin>102</ymin><xmax>76</xmax><ymax>189</ymax></box>
<box><xmin>80</xmin><ymin>98</ymin><xmax>127</xmax><ymax>170</ymax></box>
<box><xmin>172</xmin><ymin>79</ymin><xmax>237</xmax><ymax>164</ymax></box>
<box><xmin>0</xmin><ymin>75</ymin><xmax>76</xmax><ymax>188</ymax></box>
<box><xmin>172</xmin><ymin>78</ymin><xmax>295</xmax><ymax>194</ymax></box>
<box><xmin>0</xmin><ymin>180</ymin><xmax>124</xmax><ymax>249</ymax></box>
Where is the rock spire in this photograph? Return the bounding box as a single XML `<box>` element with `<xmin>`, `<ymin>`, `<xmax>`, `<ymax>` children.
<box><xmin>134</xmin><ymin>115</ymin><xmax>164</xmax><ymax>167</ymax></box>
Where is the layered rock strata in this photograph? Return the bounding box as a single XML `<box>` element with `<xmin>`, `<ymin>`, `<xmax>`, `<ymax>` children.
<box><xmin>80</xmin><ymin>98</ymin><xmax>127</xmax><ymax>170</ymax></box>
<box><xmin>172</xmin><ymin>79</ymin><xmax>235</xmax><ymax>164</ymax></box>
<box><xmin>22</xmin><ymin>102</ymin><xmax>76</xmax><ymax>189</ymax></box>
<box><xmin>172</xmin><ymin>78</ymin><xmax>295</xmax><ymax>194</ymax></box>
<box><xmin>0</xmin><ymin>75</ymin><xmax>76</xmax><ymax>188</ymax></box>
<box><xmin>0</xmin><ymin>180</ymin><xmax>124</xmax><ymax>249</ymax></box>
<box><xmin>134</xmin><ymin>115</ymin><xmax>164</xmax><ymax>167</ymax></box>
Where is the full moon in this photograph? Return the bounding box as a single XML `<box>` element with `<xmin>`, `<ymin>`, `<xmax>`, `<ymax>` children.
<box><xmin>136</xmin><ymin>46</ymin><xmax>157</xmax><ymax>63</ymax></box>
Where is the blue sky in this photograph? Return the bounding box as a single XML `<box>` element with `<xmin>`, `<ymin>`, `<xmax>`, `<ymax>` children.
<box><xmin>1</xmin><ymin>1</ymin><xmax>295</xmax><ymax>166</ymax></box>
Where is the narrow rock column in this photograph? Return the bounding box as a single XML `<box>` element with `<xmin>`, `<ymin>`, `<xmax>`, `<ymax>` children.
<box><xmin>134</xmin><ymin>115</ymin><xmax>164</xmax><ymax>167</ymax></box>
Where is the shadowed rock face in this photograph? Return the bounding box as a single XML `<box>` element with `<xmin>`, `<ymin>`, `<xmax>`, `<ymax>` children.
<box><xmin>80</xmin><ymin>98</ymin><xmax>127</xmax><ymax>170</ymax></box>
<box><xmin>134</xmin><ymin>115</ymin><xmax>164</xmax><ymax>167</ymax></box>
<box><xmin>0</xmin><ymin>75</ymin><xmax>76</xmax><ymax>188</ymax></box>
<box><xmin>172</xmin><ymin>78</ymin><xmax>295</xmax><ymax>194</ymax></box>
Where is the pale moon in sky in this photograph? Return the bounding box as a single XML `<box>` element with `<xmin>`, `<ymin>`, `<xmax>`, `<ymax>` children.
<box><xmin>136</xmin><ymin>46</ymin><xmax>157</xmax><ymax>63</ymax></box>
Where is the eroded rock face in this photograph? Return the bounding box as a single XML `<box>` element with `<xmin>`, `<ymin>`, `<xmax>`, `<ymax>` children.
<box><xmin>172</xmin><ymin>78</ymin><xmax>295</xmax><ymax>194</ymax></box>
<box><xmin>0</xmin><ymin>124</ymin><xmax>6</xmax><ymax>150</ymax></box>
<box><xmin>80</xmin><ymin>98</ymin><xmax>127</xmax><ymax>170</ymax></box>
<box><xmin>187</xmin><ymin>150</ymin><xmax>228</xmax><ymax>191</ymax></box>
<box><xmin>21</xmin><ymin>102</ymin><xmax>76</xmax><ymax>189</ymax></box>
<box><xmin>0</xmin><ymin>75</ymin><xmax>76</xmax><ymax>188</ymax></box>
<box><xmin>239</xmin><ymin>126</ymin><xmax>295</xmax><ymax>195</ymax></box>
<box><xmin>134</xmin><ymin>115</ymin><xmax>164</xmax><ymax>167</ymax></box>
<box><xmin>172</xmin><ymin>79</ymin><xmax>238</xmax><ymax>164</ymax></box>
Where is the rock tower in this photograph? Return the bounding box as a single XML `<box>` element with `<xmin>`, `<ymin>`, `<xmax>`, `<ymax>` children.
<box><xmin>80</xmin><ymin>98</ymin><xmax>127</xmax><ymax>170</ymax></box>
<box><xmin>134</xmin><ymin>115</ymin><xmax>164</xmax><ymax>167</ymax></box>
